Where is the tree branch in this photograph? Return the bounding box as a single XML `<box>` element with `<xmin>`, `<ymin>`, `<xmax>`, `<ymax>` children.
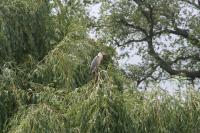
<box><xmin>154</xmin><ymin>28</ymin><xmax>200</xmax><ymax>48</ymax></box>
<box><xmin>118</xmin><ymin>19</ymin><xmax>148</xmax><ymax>35</ymax></box>
<box><xmin>136</xmin><ymin>65</ymin><xmax>159</xmax><ymax>86</ymax></box>
<box><xmin>114</xmin><ymin>36</ymin><xmax>148</xmax><ymax>47</ymax></box>
<box><xmin>170</xmin><ymin>54</ymin><xmax>200</xmax><ymax>65</ymax></box>
<box><xmin>180</xmin><ymin>0</ymin><xmax>200</xmax><ymax>10</ymax></box>
<box><xmin>124</xmin><ymin>37</ymin><xmax>148</xmax><ymax>45</ymax></box>
<box><xmin>117</xmin><ymin>0</ymin><xmax>200</xmax><ymax>80</ymax></box>
<box><xmin>146</xmin><ymin>5</ymin><xmax>200</xmax><ymax>80</ymax></box>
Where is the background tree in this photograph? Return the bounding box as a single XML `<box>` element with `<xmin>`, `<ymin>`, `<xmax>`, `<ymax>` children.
<box><xmin>99</xmin><ymin>0</ymin><xmax>200</xmax><ymax>87</ymax></box>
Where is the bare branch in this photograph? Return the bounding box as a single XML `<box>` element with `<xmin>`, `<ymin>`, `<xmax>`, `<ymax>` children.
<box><xmin>154</xmin><ymin>28</ymin><xmax>200</xmax><ymax>48</ymax></box>
<box><xmin>180</xmin><ymin>0</ymin><xmax>200</xmax><ymax>10</ymax></box>
<box><xmin>170</xmin><ymin>54</ymin><xmax>200</xmax><ymax>65</ymax></box>
<box><xmin>118</xmin><ymin>19</ymin><xmax>148</xmax><ymax>35</ymax></box>
<box><xmin>146</xmin><ymin>5</ymin><xmax>200</xmax><ymax>80</ymax></box>
<box><xmin>124</xmin><ymin>37</ymin><xmax>148</xmax><ymax>45</ymax></box>
<box><xmin>136</xmin><ymin>64</ymin><xmax>159</xmax><ymax>86</ymax></box>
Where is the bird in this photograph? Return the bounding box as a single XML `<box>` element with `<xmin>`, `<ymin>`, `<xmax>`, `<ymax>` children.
<box><xmin>90</xmin><ymin>52</ymin><xmax>106</xmax><ymax>81</ymax></box>
<box><xmin>90</xmin><ymin>52</ymin><xmax>106</xmax><ymax>83</ymax></box>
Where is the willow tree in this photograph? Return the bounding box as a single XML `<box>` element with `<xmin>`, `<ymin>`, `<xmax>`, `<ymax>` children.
<box><xmin>0</xmin><ymin>0</ymin><xmax>92</xmax><ymax>64</ymax></box>
<box><xmin>0</xmin><ymin>0</ymin><xmax>56</xmax><ymax>63</ymax></box>
<box><xmin>99</xmin><ymin>0</ymin><xmax>200</xmax><ymax>86</ymax></box>
<box><xmin>0</xmin><ymin>0</ymin><xmax>109</xmax><ymax>131</ymax></box>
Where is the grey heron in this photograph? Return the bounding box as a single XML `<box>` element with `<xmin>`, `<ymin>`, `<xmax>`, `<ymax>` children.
<box><xmin>90</xmin><ymin>52</ymin><xmax>106</xmax><ymax>81</ymax></box>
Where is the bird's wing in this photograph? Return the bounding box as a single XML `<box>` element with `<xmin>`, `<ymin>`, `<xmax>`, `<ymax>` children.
<box><xmin>90</xmin><ymin>56</ymin><xmax>98</xmax><ymax>73</ymax></box>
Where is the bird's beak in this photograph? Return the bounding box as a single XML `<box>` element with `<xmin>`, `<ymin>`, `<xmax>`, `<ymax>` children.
<box><xmin>102</xmin><ymin>52</ymin><xmax>106</xmax><ymax>56</ymax></box>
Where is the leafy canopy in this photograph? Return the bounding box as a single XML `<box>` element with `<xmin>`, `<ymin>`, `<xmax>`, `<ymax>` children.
<box><xmin>99</xmin><ymin>0</ymin><xmax>200</xmax><ymax>87</ymax></box>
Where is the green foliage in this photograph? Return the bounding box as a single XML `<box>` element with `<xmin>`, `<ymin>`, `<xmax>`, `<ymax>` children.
<box><xmin>5</xmin><ymin>104</ymin><xmax>69</xmax><ymax>133</ymax></box>
<box><xmin>0</xmin><ymin>0</ymin><xmax>55</xmax><ymax>62</ymax></box>
<box><xmin>31</xmin><ymin>37</ymin><xmax>114</xmax><ymax>89</ymax></box>
<box><xmin>3</xmin><ymin>73</ymin><xmax>134</xmax><ymax>133</ymax></box>
<box><xmin>1</xmin><ymin>0</ymin><xmax>200</xmax><ymax>133</ymax></box>
<box><xmin>0</xmin><ymin>0</ymin><xmax>90</xmax><ymax>64</ymax></box>
<box><xmin>0</xmin><ymin>88</ymin><xmax>18</xmax><ymax>131</ymax></box>
<box><xmin>67</xmin><ymin>73</ymin><xmax>134</xmax><ymax>133</ymax></box>
<box><xmin>123</xmin><ymin>89</ymin><xmax>200</xmax><ymax>133</ymax></box>
<box><xmin>51</xmin><ymin>0</ymin><xmax>91</xmax><ymax>38</ymax></box>
<box><xmin>3</xmin><ymin>73</ymin><xmax>200</xmax><ymax>133</ymax></box>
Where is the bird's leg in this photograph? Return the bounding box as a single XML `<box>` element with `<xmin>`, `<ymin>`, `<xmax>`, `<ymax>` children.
<box><xmin>95</xmin><ymin>70</ymin><xmax>99</xmax><ymax>83</ymax></box>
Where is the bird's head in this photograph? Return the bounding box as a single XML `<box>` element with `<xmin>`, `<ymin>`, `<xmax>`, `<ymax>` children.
<box><xmin>98</xmin><ymin>51</ymin><xmax>106</xmax><ymax>57</ymax></box>
<box><xmin>101</xmin><ymin>51</ymin><xmax>106</xmax><ymax>56</ymax></box>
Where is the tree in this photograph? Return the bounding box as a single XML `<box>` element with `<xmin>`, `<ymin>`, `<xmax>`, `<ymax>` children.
<box><xmin>2</xmin><ymin>0</ymin><xmax>200</xmax><ymax>133</ymax></box>
<box><xmin>99</xmin><ymin>0</ymin><xmax>200</xmax><ymax>87</ymax></box>
<box><xmin>0</xmin><ymin>0</ymin><xmax>92</xmax><ymax>64</ymax></box>
<box><xmin>0</xmin><ymin>0</ymin><xmax>56</xmax><ymax>63</ymax></box>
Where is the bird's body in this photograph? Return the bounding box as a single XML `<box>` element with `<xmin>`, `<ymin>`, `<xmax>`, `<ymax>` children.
<box><xmin>90</xmin><ymin>52</ymin><xmax>105</xmax><ymax>82</ymax></box>
<box><xmin>90</xmin><ymin>52</ymin><xmax>104</xmax><ymax>73</ymax></box>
